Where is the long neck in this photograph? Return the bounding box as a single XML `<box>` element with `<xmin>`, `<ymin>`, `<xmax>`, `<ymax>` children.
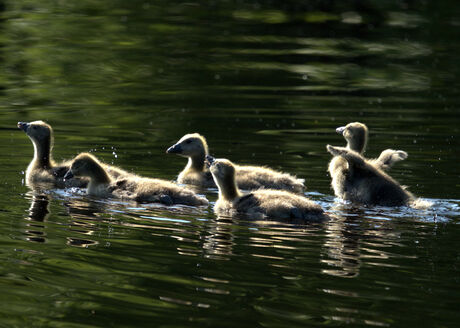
<box><xmin>90</xmin><ymin>163</ymin><xmax>112</xmax><ymax>185</ymax></box>
<box><xmin>31</xmin><ymin>136</ymin><xmax>52</xmax><ymax>169</ymax></box>
<box><xmin>347</xmin><ymin>134</ymin><xmax>367</xmax><ymax>154</ymax></box>
<box><xmin>187</xmin><ymin>148</ymin><xmax>207</xmax><ymax>171</ymax></box>
<box><xmin>217</xmin><ymin>174</ymin><xmax>241</xmax><ymax>201</ymax></box>
<box><xmin>87</xmin><ymin>163</ymin><xmax>112</xmax><ymax>195</ymax></box>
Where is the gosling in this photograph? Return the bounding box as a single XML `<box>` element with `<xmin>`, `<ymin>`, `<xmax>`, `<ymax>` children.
<box><xmin>335</xmin><ymin>122</ymin><xmax>408</xmax><ymax>170</ymax></box>
<box><xmin>326</xmin><ymin>145</ymin><xmax>419</xmax><ymax>207</ymax></box>
<box><xmin>64</xmin><ymin>153</ymin><xmax>208</xmax><ymax>206</ymax></box>
<box><xmin>166</xmin><ymin>133</ymin><xmax>305</xmax><ymax>193</ymax></box>
<box><xmin>206</xmin><ymin>156</ymin><xmax>326</xmax><ymax>222</ymax></box>
<box><xmin>18</xmin><ymin>121</ymin><xmax>132</xmax><ymax>188</ymax></box>
<box><xmin>18</xmin><ymin>120</ymin><xmax>88</xmax><ymax>188</ymax></box>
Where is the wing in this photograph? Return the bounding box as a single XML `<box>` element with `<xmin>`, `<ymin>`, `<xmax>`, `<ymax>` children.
<box><xmin>374</xmin><ymin>149</ymin><xmax>408</xmax><ymax>170</ymax></box>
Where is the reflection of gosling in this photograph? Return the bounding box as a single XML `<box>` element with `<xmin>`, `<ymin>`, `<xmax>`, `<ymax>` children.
<box><xmin>167</xmin><ymin>133</ymin><xmax>305</xmax><ymax>193</ymax></box>
<box><xmin>65</xmin><ymin>153</ymin><xmax>208</xmax><ymax>206</ymax></box>
<box><xmin>207</xmin><ymin>156</ymin><xmax>325</xmax><ymax>222</ymax></box>
<box><xmin>335</xmin><ymin>122</ymin><xmax>408</xmax><ymax>170</ymax></box>
<box><xmin>18</xmin><ymin>121</ymin><xmax>131</xmax><ymax>188</ymax></box>
<box><xmin>326</xmin><ymin>145</ymin><xmax>416</xmax><ymax>206</ymax></box>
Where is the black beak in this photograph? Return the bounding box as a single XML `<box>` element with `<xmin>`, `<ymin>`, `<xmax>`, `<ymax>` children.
<box><xmin>166</xmin><ymin>144</ymin><xmax>182</xmax><ymax>154</ymax></box>
<box><xmin>336</xmin><ymin>126</ymin><xmax>346</xmax><ymax>135</ymax></box>
<box><xmin>205</xmin><ymin>155</ymin><xmax>215</xmax><ymax>168</ymax></box>
<box><xmin>64</xmin><ymin>170</ymin><xmax>74</xmax><ymax>180</ymax></box>
<box><xmin>18</xmin><ymin>122</ymin><xmax>30</xmax><ymax>132</ymax></box>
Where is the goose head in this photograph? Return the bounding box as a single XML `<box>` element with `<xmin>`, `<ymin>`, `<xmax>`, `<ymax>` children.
<box><xmin>64</xmin><ymin>153</ymin><xmax>106</xmax><ymax>181</ymax></box>
<box><xmin>336</xmin><ymin>122</ymin><xmax>368</xmax><ymax>153</ymax></box>
<box><xmin>206</xmin><ymin>156</ymin><xmax>235</xmax><ymax>179</ymax></box>
<box><xmin>18</xmin><ymin>120</ymin><xmax>52</xmax><ymax>144</ymax></box>
<box><xmin>166</xmin><ymin>133</ymin><xmax>208</xmax><ymax>158</ymax></box>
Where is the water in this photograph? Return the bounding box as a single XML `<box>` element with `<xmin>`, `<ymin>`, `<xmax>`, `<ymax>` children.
<box><xmin>1</xmin><ymin>1</ymin><xmax>459</xmax><ymax>327</ymax></box>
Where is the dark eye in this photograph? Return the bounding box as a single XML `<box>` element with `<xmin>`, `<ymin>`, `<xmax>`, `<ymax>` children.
<box><xmin>32</xmin><ymin>126</ymin><xmax>37</xmax><ymax>130</ymax></box>
<box><xmin>185</xmin><ymin>139</ymin><xmax>192</xmax><ymax>144</ymax></box>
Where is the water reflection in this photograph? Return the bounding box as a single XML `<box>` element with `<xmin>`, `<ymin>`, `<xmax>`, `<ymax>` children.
<box><xmin>24</xmin><ymin>191</ymin><xmax>103</xmax><ymax>246</ymax></box>
<box><xmin>202</xmin><ymin>216</ymin><xmax>235</xmax><ymax>260</ymax></box>
<box><xmin>321</xmin><ymin>202</ymin><xmax>428</xmax><ymax>279</ymax></box>
<box><xmin>24</xmin><ymin>192</ymin><xmax>49</xmax><ymax>243</ymax></box>
<box><xmin>323</xmin><ymin>211</ymin><xmax>362</xmax><ymax>278</ymax></box>
<box><xmin>63</xmin><ymin>198</ymin><xmax>103</xmax><ymax>247</ymax></box>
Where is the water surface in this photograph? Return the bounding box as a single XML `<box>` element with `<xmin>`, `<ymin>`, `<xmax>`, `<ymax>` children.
<box><xmin>0</xmin><ymin>1</ymin><xmax>459</xmax><ymax>327</ymax></box>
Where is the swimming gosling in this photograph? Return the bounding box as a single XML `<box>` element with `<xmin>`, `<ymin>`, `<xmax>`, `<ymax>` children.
<box><xmin>18</xmin><ymin>121</ymin><xmax>133</xmax><ymax>188</ymax></box>
<box><xmin>64</xmin><ymin>153</ymin><xmax>208</xmax><ymax>206</ymax></box>
<box><xmin>326</xmin><ymin>145</ymin><xmax>420</xmax><ymax>207</ymax></box>
<box><xmin>206</xmin><ymin>156</ymin><xmax>325</xmax><ymax>222</ymax></box>
<box><xmin>18</xmin><ymin>120</ymin><xmax>88</xmax><ymax>188</ymax></box>
<box><xmin>335</xmin><ymin>122</ymin><xmax>408</xmax><ymax>170</ymax></box>
<box><xmin>167</xmin><ymin>133</ymin><xmax>305</xmax><ymax>193</ymax></box>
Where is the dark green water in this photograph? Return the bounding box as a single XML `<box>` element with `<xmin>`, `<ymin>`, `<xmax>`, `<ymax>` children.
<box><xmin>1</xmin><ymin>1</ymin><xmax>459</xmax><ymax>327</ymax></box>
